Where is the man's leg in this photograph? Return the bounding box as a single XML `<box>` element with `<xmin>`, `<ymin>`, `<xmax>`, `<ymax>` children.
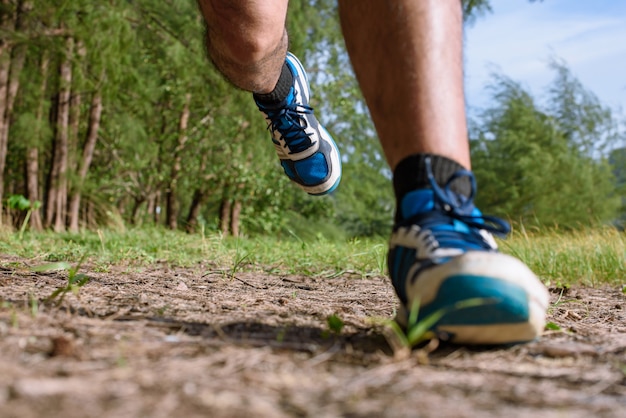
<box><xmin>339</xmin><ymin>0</ymin><xmax>469</xmax><ymax>171</ymax></box>
<box><xmin>197</xmin><ymin>0</ymin><xmax>288</xmax><ymax>93</ymax></box>
<box><xmin>338</xmin><ymin>0</ymin><xmax>549</xmax><ymax>344</ymax></box>
<box><xmin>198</xmin><ymin>0</ymin><xmax>342</xmax><ymax>195</ymax></box>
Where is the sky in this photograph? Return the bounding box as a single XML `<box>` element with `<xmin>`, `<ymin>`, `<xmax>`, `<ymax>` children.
<box><xmin>464</xmin><ymin>0</ymin><xmax>626</xmax><ymax>117</ymax></box>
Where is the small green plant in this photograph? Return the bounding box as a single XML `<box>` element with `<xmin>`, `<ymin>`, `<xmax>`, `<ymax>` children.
<box><xmin>326</xmin><ymin>313</ymin><xmax>345</xmax><ymax>335</ymax></box>
<box><xmin>276</xmin><ymin>327</ymin><xmax>287</xmax><ymax>343</ymax></box>
<box><xmin>155</xmin><ymin>305</ymin><xmax>169</xmax><ymax>316</ymax></box>
<box><xmin>544</xmin><ymin>321</ymin><xmax>562</xmax><ymax>331</ymax></box>
<box><xmin>229</xmin><ymin>239</ymin><xmax>250</xmax><ymax>278</ymax></box>
<box><xmin>388</xmin><ymin>297</ymin><xmax>497</xmax><ymax>348</ymax></box>
<box><xmin>33</xmin><ymin>257</ymin><xmax>90</xmax><ymax>305</ymax></box>
<box><xmin>28</xmin><ymin>293</ymin><xmax>38</xmax><ymax>317</ymax></box>
<box><xmin>6</xmin><ymin>195</ymin><xmax>41</xmax><ymax>239</ymax></box>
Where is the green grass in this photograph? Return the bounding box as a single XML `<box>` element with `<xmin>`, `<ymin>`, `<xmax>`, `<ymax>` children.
<box><xmin>0</xmin><ymin>225</ymin><xmax>623</xmax><ymax>286</ymax></box>
<box><xmin>0</xmin><ymin>226</ymin><xmax>388</xmax><ymax>278</ymax></box>
<box><xmin>501</xmin><ymin>227</ymin><xmax>625</xmax><ymax>287</ymax></box>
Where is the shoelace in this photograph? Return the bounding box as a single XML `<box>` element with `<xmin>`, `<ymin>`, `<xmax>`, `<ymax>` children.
<box><xmin>264</xmin><ymin>91</ymin><xmax>314</xmax><ymax>154</ymax></box>
<box><xmin>401</xmin><ymin>158</ymin><xmax>511</xmax><ymax>250</ymax></box>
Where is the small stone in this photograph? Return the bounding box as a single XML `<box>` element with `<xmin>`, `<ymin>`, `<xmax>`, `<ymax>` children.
<box><xmin>176</xmin><ymin>281</ymin><xmax>189</xmax><ymax>291</ymax></box>
<box><xmin>49</xmin><ymin>336</ymin><xmax>75</xmax><ymax>357</ymax></box>
<box><xmin>532</xmin><ymin>341</ymin><xmax>598</xmax><ymax>358</ymax></box>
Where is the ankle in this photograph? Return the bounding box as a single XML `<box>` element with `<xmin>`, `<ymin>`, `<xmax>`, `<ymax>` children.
<box><xmin>253</xmin><ymin>62</ymin><xmax>293</xmax><ymax>105</ymax></box>
<box><xmin>393</xmin><ymin>153</ymin><xmax>471</xmax><ymax>221</ymax></box>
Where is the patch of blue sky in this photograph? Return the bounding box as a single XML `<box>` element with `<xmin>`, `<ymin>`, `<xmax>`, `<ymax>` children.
<box><xmin>464</xmin><ymin>0</ymin><xmax>626</xmax><ymax>116</ymax></box>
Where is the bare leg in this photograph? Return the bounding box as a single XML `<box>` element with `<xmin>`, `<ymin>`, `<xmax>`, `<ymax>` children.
<box><xmin>197</xmin><ymin>0</ymin><xmax>289</xmax><ymax>93</ymax></box>
<box><xmin>338</xmin><ymin>0</ymin><xmax>470</xmax><ymax>170</ymax></box>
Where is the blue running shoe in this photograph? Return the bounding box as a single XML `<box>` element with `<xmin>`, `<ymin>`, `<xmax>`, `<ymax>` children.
<box><xmin>255</xmin><ymin>53</ymin><xmax>342</xmax><ymax>195</ymax></box>
<box><xmin>388</xmin><ymin>158</ymin><xmax>549</xmax><ymax>344</ymax></box>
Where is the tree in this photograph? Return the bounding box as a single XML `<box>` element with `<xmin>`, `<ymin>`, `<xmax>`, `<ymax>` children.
<box><xmin>471</xmin><ymin>65</ymin><xmax>621</xmax><ymax>228</ymax></box>
<box><xmin>609</xmin><ymin>146</ymin><xmax>626</xmax><ymax>227</ymax></box>
<box><xmin>0</xmin><ymin>0</ymin><xmax>556</xmax><ymax>236</ymax></box>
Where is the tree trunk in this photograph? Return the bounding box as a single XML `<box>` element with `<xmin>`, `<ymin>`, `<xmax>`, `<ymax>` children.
<box><xmin>68</xmin><ymin>88</ymin><xmax>102</xmax><ymax>232</ymax></box>
<box><xmin>165</xmin><ymin>93</ymin><xmax>191</xmax><ymax>230</ymax></box>
<box><xmin>25</xmin><ymin>147</ymin><xmax>42</xmax><ymax>230</ymax></box>
<box><xmin>0</xmin><ymin>36</ymin><xmax>26</xmax><ymax>207</ymax></box>
<box><xmin>0</xmin><ymin>55</ymin><xmax>9</xmax><ymax>222</ymax></box>
<box><xmin>130</xmin><ymin>197</ymin><xmax>146</xmax><ymax>225</ymax></box>
<box><xmin>219</xmin><ymin>198</ymin><xmax>231</xmax><ymax>236</ymax></box>
<box><xmin>185</xmin><ymin>151</ymin><xmax>215</xmax><ymax>233</ymax></box>
<box><xmin>48</xmin><ymin>36</ymin><xmax>73</xmax><ymax>232</ymax></box>
<box><xmin>24</xmin><ymin>51</ymin><xmax>49</xmax><ymax>232</ymax></box>
<box><xmin>0</xmin><ymin>0</ymin><xmax>16</xmax><ymax>223</ymax></box>
<box><xmin>67</xmin><ymin>40</ymin><xmax>85</xmax><ymax>174</ymax></box>
<box><xmin>230</xmin><ymin>200</ymin><xmax>241</xmax><ymax>237</ymax></box>
<box><xmin>153</xmin><ymin>190</ymin><xmax>161</xmax><ymax>224</ymax></box>
<box><xmin>185</xmin><ymin>189</ymin><xmax>206</xmax><ymax>233</ymax></box>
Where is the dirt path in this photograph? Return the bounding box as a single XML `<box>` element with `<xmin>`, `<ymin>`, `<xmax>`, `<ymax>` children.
<box><xmin>1</xmin><ymin>255</ymin><xmax>625</xmax><ymax>417</ymax></box>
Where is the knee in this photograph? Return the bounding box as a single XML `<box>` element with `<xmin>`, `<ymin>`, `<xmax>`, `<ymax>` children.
<box><xmin>202</xmin><ymin>1</ymin><xmax>286</xmax><ymax>67</ymax></box>
<box><xmin>220</xmin><ymin>30</ymin><xmax>285</xmax><ymax>68</ymax></box>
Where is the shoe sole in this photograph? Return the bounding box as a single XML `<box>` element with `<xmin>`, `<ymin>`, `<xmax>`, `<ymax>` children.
<box><xmin>398</xmin><ymin>251</ymin><xmax>550</xmax><ymax>345</ymax></box>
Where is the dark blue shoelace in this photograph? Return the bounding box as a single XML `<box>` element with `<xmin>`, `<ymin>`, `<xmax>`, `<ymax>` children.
<box><xmin>400</xmin><ymin>158</ymin><xmax>511</xmax><ymax>250</ymax></box>
<box><xmin>264</xmin><ymin>91</ymin><xmax>314</xmax><ymax>154</ymax></box>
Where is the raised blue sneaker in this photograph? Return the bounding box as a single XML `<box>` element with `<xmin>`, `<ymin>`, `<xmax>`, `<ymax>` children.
<box><xmin>255</xmin><ymin>52</ymin><xmax>341</xmax><ymax>195</ymax></box>
<box><xmin>388</xmin><ymin>159</ymin><xmax>549</xmax><ymax>344</ymax></box>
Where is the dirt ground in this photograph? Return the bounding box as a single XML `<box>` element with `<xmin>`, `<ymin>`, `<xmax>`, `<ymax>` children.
<box><xmin>0</xmin><ymin>254</ymin><xmax>625</xmax><ymax>418</ymax></box>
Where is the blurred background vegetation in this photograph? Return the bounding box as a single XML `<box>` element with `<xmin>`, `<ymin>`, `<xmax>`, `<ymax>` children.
<box><xmin>0</xmin><ymin>0</ymin><xmax>623</xmax><ymax>241</ymax></box>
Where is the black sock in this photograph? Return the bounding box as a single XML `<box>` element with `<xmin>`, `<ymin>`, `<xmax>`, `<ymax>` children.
<box><xmin>253</xmin><ymin>62</ymin><xmax>293</xmax><ymax>106</ymax></box>
<box><xmin>393</xmin><ymin>153</ymin><xmax>471</xmax><ymax>221</ymax></box>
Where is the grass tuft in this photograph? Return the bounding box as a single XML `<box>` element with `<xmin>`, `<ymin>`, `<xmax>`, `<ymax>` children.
<box><xmin>501</xmin><ymin>227</ymin><xmax>625</xmax><ymax>286</ymax></box>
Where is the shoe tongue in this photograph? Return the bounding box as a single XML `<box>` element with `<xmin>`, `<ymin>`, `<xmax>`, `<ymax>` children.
<box><xmin>400</xmin><ymin>189</ymin><xmax>435</xmax><ymax>220</ymax></box>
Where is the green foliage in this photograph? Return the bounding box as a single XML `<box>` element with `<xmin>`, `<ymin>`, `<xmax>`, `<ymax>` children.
<box><xmin>462</xmin><ymin>0</ymin><xmax>493</xmax><ymax>25</ymax></box>
<box><xmin>609</xmin><ymin>146</ymin><xmax>626</xmax><ymax>227</ymax></box>
<box><xmin>471</xmin><ymin>62</ymin><xmax>622</xmax><ymax>228</ymax></box>
<box><xmin>3</xmin><ymin>0</ymin><xmax>620</xmax><ymax>240</ymax></box>
<box><xmin>6</xmin><ymin>195</ymin><xmax>41</xmax><ymax>239</ymax></box>
<box><xmin>7</xmin><ymin>195</ymin><xmax>32</xmax><ymax>212</ymax></box>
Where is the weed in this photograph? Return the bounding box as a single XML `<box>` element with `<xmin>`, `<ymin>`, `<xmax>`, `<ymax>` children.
<box><xmin>229</xmin><ymin>239</ymin><xmax>250</xmax><ymax>278</ymax></box>
<box><xmin>326</xmin><ymin>314</ymin><xmax>345</xmax><ymax>335</ymax></box>
<box><xmin>276</xmin><ymin>327</ymin><xmax>287</xmax><ymax>343</ymax></box>
<box><xmin>155</xmin><ymin>305</ymin><xmax>169</xmax><ymax>316</ymax></box>
<box><xmin>33</xmin><ymin>257</ymin><xmax>90</xmax><ymax>305</ymax></box>
<box><xmin>6</xmin><ymin>195</ymin><xmax>41</xmax><ymax>240</ymax></box>
<box><xmin>28</xmin><ymin>293</ymin><xmax>38</xmax><ymax>317</ymax></box>
<box><xmin>97</xmin><ymin>229</ymin><xmax>106</xmax><ymax>254</ymax></box>
<box><xmin>548</xmin><ymin>288</ymin><xmax>589</xmax><ymax>318</ymax></box>
<box><xmin>544</xmin><ymin>321</ymin><xmax>562</xmax><ymax>331</ymax></box>
<box><xmin>11</xmin><ymin>310</ymin><xmax>18</xmax><ymax>328</ymax></box>
<box><xmin>371</xmin><ymin>244</ymin><xmax>387</xmax><ymax>276</ymax></box>
<box><xmin>387</xmin><ymin>297</ymin><xmax>497</xmax><ymax>349</ymax></box>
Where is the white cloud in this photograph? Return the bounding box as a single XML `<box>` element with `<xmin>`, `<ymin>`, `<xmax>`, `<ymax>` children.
<box><xmin>464</xmin><ymin>0</ymin><xmax>626</xmax><ymax>112</ymax></box>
